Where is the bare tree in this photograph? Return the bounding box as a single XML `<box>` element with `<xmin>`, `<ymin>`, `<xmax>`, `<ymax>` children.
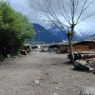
<box><xmin>28</xmin><ymin>0</ymin><xmax>95</xmax><ymax>62</ymax></box>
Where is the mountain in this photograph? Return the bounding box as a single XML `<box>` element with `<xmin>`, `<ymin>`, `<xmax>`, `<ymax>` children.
<box><xmin>48</xmin><ymin>26</ymin><xmax>68</xmax><ymax>41</ymax></box>
<box><xmin>31</xmin><ymin>23</ymin><xmax>62</xmax><ymax>44</ymax></box>
<box><xmin>29</xmin><ymin>23</ymin><xmax>88</xmax><ymax>44</ymax></box>
<box><xmin>48</xmin><ymin>25</ymin><xmax>84</xmax><ymax>41</ymax></box>
<box><xmin>86</xmin><ymin>34</ymin><xmax>95</xmax><ymax>40</ymax></box>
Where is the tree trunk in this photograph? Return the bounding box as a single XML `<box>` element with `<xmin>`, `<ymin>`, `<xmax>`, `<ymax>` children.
<box><xmin>68</xmin><ymin>24</ymin><xmax>75</xmax><ymax>62</ymax></box>
<box><xmin>68</xmin><ymin>35</ymin><xmax>74</xmax><ymax>62</ymax></box>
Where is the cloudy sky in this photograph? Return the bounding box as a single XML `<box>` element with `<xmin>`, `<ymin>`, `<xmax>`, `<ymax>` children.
<box><xmin>9</xmin><ymin>0</ymin><xmax>95</xmax><ymax>35</ymax></box>
<box><xmin>9</xmin><ymin>0</ymin><xmax>47</xmax><ymax>25</ymax></box>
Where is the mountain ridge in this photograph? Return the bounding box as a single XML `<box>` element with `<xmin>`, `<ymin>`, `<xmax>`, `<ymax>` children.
<box><xmin>29</xmin><ymin>23</ymin><xmax>93</xmax><ymax>44</ymax></box>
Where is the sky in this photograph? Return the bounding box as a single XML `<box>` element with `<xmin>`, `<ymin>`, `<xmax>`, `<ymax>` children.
<box><xmin>9</xmin><ymin>0</ymin><xmax>47</xmax><ymax>26</ymax></box>
<box><xmin>9</xmin><ymin>0</ymin><xmax>95</xmax><ymax>36</ymax></box>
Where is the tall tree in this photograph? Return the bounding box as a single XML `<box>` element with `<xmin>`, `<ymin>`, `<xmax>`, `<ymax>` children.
<box><xmin>28</xmin><ymin>0</ymin><xmax>95</xmax><ymax>62</ymax></box>
<box><xmin>0</xmin><ymin>1</ymin><xmax>34</xmax><ymax>61</ymax></box>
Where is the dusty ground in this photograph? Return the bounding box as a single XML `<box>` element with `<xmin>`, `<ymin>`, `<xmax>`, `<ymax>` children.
<box><xmin>0</xmin><ymin>51</ymin><xmax>95</xmax><ymax>95</ymax></box>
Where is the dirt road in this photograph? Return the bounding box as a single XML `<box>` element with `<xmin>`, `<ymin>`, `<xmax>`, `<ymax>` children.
<box><xmin>0</xmin><ymin>52</ymin><xmax>95</xmax><ymax>95</ymax></box>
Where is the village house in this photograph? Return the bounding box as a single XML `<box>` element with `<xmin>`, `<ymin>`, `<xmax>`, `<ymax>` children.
<box><xmin>48</xmin><ymin>40</ymin><xmax>95</xmax><ymax>53</ymax></box>
<box><xmin>73</xmin><ymin>40</ymin><xmax>95</xmax><ymax>51</ymax></box>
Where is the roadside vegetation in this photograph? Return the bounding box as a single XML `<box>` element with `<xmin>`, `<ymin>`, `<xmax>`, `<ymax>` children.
<box><xmin>0</xmin><ymin>1</ymin><xmax>34</xmax><ymax>61</ymax></box>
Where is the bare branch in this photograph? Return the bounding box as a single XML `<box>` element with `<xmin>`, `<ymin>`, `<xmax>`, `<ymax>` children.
<box><xmin>57</xmin><ymin>0</ymin><xmax>71</xmax><ymax>25</ymax></box>
<box><xmin>43</xmin><ymin>0</ymin><xmax>70</xmax><ymax>28</ymax></box>
<box><xmin>28</xmin><ymin>0</ymin><xmax>95</xmax><ymax>34</ymax></box>
<box><xmin>35</xmin><ymin>0</ymin><xmax>69</xmax><ymax>32</ymax></box>
<box><xmin>76</xmin><ymin>0</ymin><xmax>94</xmax><ymax>24</ymax></box>
<box><xmin>77</xmin><ymin>13</ymin><xmax>95</xmax><ymax>24</ymax></box>
<box><xmin>74</xmin><ymin>0</ymin><xmax>79</xmax><ymax>14</ymax></box>
<box><xmin>28</xmin><ymin>0</ymin><xmax>95</xmax><ymax>61</ymax></box>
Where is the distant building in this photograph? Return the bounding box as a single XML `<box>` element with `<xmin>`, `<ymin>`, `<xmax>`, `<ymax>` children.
<box><xmin>73</xmin><ymin>40</ymin><xmax>95</xmax><ymax>51</ymax></box>
<box><xmin>47</xmin><ymin>40</ymin><xmax>95</xmax><ymax>53</ymax></box>
<box><xmin>56</xmin><ymin>40</ymin><xmax>95</xmax><ymax>53</ymax></box>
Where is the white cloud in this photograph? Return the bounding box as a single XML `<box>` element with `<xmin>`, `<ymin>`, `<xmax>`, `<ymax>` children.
<box><xmin>8</xmin><ymin>0</ymin><xmax>95</xmax><ymax>35</ymax></box>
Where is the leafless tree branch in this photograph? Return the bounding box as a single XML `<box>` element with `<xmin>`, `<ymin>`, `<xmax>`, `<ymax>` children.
<box><xmin>76</xmin><ymin>0</ymin><xmax>94</xmax><ymax>24</ymax></box>
<box><xmin>28</xmin><ymin>0</ymin><xmax>95</xmax><ymax>61</ymax></box>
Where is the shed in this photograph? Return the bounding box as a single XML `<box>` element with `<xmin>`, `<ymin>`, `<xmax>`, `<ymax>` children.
<box><xmin>73</xmin><ymin>40</ymin><xmax>95</xmax><ymax>51</ymax></box>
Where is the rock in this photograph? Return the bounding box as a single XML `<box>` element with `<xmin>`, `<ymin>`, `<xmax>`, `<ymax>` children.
<box><xmin>40</xmin><ymin>82</ymin><xmax>43</xmax><ymax>86</ymax></box>
<box><xmin>33</xmin><ymin>80</ymin><xmax>40</xmax><ymax>84</ymax></box>
<box><xmin>73</xmin><ymin>60</ymin><xmax>90</xmax><ymax>71</ymax></box>
<box><xmin>80</xmin><ymin>86</ymin><xmax>95</xmax><ymax>95</ymax></box>
<box><xmin>52</xmin><ymin>93</ymin><xmax>58</xmax><ymax>95</ymax></box>
<box><xmin>55</xmin><ymin>87</ymin><xmax>60</xmax><ymax>90</ymax></box>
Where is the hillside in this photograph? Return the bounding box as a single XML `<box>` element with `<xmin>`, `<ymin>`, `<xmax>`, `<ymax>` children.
<box><xmin>29</xmin><ymin>23</ymin><xmax>89</xmax><ymax>44</ymax></box>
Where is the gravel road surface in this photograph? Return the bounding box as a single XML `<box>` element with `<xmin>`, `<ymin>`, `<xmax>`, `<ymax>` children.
<box><xmin>0</xmin><ymin>51</ymin><xmax>95</xmax><ymax>95</ymax></box>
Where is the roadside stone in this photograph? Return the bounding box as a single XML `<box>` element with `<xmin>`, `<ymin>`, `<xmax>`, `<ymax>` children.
<box><xmin>80</xmin><ymin>86</ymin><xmax>95</xmax><ymax>95</ymax></box>
<box><xmin>52</xmin><ymin>93</ymin><xmax>58</xmax><ymax>95</ymax></box>
<box><xmin>40</xmin><ymin>82</ymin><xmax>43</xmax><ymax>86</ymax></box>
<box><xmin>55</xmin><ymin>87</ymin><xmax>60</xmax><ymax>90</ymax></box>
<box><xmin>33</xmin><ymin>80</ymin><xmax>40</xmax><ymax>84</ymax></box>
